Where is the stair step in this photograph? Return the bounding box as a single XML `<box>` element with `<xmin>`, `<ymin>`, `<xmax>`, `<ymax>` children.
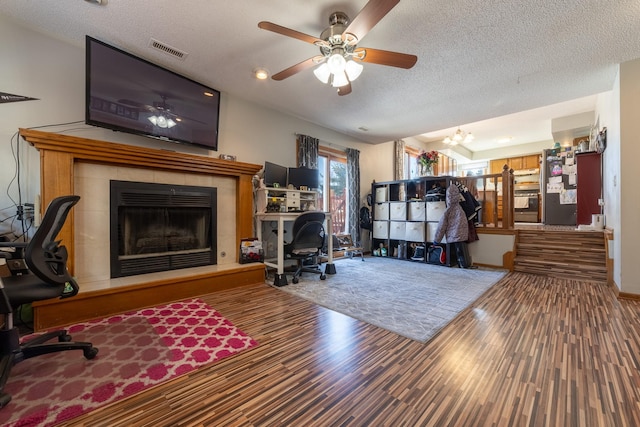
<box><xmin>514</xmin><ymin>229</ymin><xmax>607</xmax><ymax>282</ymax></box>
<box><xmin>515</xmin><ymin>249</ymin><xmax>605</xmax><ymax>263</ymax></box>
<box><xmin>514</xmin><ymin>257</ymin><xmax>606</xmax><ymax>270</ymax></box>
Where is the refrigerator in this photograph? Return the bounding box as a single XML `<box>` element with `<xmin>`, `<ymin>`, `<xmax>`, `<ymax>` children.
<box><xmin>542</xmin><ymin>148</ymin><xmax>577</xmax><ymax>225</ymax></box>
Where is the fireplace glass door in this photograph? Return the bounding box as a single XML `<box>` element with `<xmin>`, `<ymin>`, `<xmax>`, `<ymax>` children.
<box><xmin>110</xmin><ymin>181</ymin><xmax>217</xmax><ymax>278</ymax></box>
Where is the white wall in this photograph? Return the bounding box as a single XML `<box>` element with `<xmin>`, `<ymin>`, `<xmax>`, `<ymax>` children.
<box><xmin>619</xmin><ymin>59</ymin><xmax>640</xmax><ymax>294</ymax></box>
<box><xmin>595</xmin><ymin>73</ymin><xmax>621</xmax><ymax>289</ymax></box>
<box><xmin>0</xmin><ymin>15</ymin><xmax>373</xmax><ymax>239</ymax></box>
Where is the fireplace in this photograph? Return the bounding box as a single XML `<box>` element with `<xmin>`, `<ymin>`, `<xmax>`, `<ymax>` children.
<box><xmin>110</xmin><ymin>181</ymin><xmax>217</xmax><ymax>278</ymax></box>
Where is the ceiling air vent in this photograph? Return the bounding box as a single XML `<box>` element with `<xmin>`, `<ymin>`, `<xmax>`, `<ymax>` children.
<box><xmin>149</xmin><ymin>38</ymin><xmax>188</xmax><ymax>60</ymax></box>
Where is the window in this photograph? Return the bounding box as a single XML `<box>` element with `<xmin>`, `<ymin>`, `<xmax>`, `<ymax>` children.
<box><xmin>318</xmin><ymin>148</ymin><xmax>348</xmax><ymax>234</ymax></box>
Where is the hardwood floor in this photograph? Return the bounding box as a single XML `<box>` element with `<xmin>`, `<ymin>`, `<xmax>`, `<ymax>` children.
<box><xmin>63</xmin><ymin>272</ymin><xmax>640</xmax><ymax>426</ymax></box>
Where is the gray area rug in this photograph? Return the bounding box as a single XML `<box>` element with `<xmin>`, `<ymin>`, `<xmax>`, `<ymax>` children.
<box><xmin>274</xmin><ymin>256</ymin><xmax>506</xmax><ymax>342</ymax></box>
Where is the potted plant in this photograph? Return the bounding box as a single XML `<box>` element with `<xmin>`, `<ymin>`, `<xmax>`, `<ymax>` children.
<box><xmin>418</xmin><ymin>150</ymin><xmax>439</xmax><ymax>176</ymax></box>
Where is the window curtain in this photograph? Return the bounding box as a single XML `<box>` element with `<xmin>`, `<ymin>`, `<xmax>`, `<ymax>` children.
<box><xmin>394</xmin><ymin>139</ymin><xmax>405</xmax><ymax>180</ymax></box>
<box><xmin>296</xmin><ymin>134</ymin><xmax>319</xmax><ymax>168</ymax></box>
<box><xmin>346</xmin><ymin>148</ymin><xmax>361</xmax><ymax>243</ymax></box>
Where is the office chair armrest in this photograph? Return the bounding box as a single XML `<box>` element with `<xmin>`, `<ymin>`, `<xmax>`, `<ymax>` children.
<box><xmin>0</xmin><ymin>242</ymin><xmax>28</xmax><ymax>260</ymax></box>
<box><xmin>0</xmin><ymin>242</ymin><xmax>28</xmax><ymax>249</ymax></box>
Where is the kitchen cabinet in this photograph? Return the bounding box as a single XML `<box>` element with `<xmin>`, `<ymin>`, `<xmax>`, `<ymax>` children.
<box><xmin>490</xmin><ymin>154</ymin><xmax>540</xmax><ymax>174</ymax></box>
<box><xmin>524</xmin><ymin>155</ymin><xmax>541</xmax><ymax>169</ymax></box>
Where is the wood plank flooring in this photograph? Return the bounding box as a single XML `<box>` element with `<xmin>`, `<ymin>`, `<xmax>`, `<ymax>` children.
<box><xmin>61</xmin><ymin>272</ymin><xmax>640</xmax><ymax>426</ymax></box>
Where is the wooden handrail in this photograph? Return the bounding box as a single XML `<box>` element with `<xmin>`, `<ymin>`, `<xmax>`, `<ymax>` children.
<box><xmin>456</xmin><ymin>166</ymin><xmax>515</xmax><ymax>229</ymax></box>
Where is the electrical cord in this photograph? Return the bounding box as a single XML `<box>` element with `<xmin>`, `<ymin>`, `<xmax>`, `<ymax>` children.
<box><xmin>2</xmin><ymin>120</ymin><xmax>85</xmax><ymax>240</ymax></box>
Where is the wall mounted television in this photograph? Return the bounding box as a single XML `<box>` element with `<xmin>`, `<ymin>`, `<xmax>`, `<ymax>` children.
<box><xmin>85</xmin><ymin>36</ymin><xmax>221</xmax><ymax>150</ymax></box>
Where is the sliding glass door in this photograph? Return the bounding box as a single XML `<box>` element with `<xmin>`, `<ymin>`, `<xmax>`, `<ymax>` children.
<box><xmin>318</xmin><ymin>151</ymin><xmax>348</xmax><ymax>235</ymax></box>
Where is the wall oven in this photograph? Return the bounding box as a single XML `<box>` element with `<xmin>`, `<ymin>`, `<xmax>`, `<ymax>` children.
<box><xmin>514</xmin><ymin>182</ymin><xmax>540</xmax><ymax>222</ymax></box>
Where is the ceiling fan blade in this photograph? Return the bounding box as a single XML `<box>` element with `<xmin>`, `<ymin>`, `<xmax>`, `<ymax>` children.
<box><xmin>258</xmin><ymin>21</ymin><xmax>327</xmax><ymax>46</ymax></box>
<box><xmin>118</xmin><ymin>99</ymin><xmax>155</xmax><ymax>111</ymax></box>
<box><xmin>272</xmin><ymin>56</ymin><xmax>325</xmax><ymax>81</ymax></box>
<box><xmin>355</xmin><ymin>47</ymin><xmax>417</xmax><ymax>69</ymax></box>
<box><xmin>342</xmin><ymin>0</ymin><xmax>400</xmax><ymax>42</ymax></box>
<box><xmin>337</xmin><ymin>82</ymin><xmax>352</xmax><ymax>96</ymax></box>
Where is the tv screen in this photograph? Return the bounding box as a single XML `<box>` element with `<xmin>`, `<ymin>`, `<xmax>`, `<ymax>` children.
<box><xmin>288</xmin><ymin>167</ymin><xmax>319</xmax><ymax>189</ymax></box>
<box><xmin>86</xmin><ymin>36</ymin><xmax>221</xmax><ymax>150</ymax></box>
<box><xmin>263</xmin><ymin>162</ymin><xmax>288</xmax><ymax>187</ymax></box>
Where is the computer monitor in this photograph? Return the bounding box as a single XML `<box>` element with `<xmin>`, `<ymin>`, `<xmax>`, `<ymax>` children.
<box><xmin>288</xmin><ymin>167</ymin><xmax>319</xmax><ymax>189</ymax></box>
<box><xmin>263</xmin><ymin>161</ymin><xmax>288</xmax><ymax>187</ymax></box>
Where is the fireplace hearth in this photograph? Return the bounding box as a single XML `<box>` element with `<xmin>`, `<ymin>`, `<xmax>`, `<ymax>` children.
<box><xmin>110</xmin><ymin>181</ymin><xmax>217</xmax><ymax>278</ymax></box>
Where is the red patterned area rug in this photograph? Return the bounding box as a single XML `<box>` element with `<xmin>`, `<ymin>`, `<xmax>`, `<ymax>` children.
<box><xmin>1</xmin><ymin>298</ymin><xmax>258</xmax><ymax>427</ymax></box>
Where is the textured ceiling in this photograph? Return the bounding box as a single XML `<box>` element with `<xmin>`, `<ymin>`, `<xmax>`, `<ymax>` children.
<box><xmin>1</xmin><ymin>0</ymin><xmax>639</xmax><ymax>156</ymax></box>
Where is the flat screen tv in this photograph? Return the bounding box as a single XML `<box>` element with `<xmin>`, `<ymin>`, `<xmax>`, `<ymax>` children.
<box><xmin>288</xmin><ymin>167</ymin><xmax>319</xmax><ymax>189</ymax></box>
<box><xmin>263</xmin><ymin>162</ymin><xmax>288</xmax><ymax>187</ymax></box>
<box><xmin>86</xmin><ymin>36</ymin><xmax>221</xmax><ymax>150</ymax></box>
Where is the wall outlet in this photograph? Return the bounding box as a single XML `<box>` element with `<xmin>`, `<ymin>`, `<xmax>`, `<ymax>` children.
<box><xmin>598</xmin><ymin>198</ymin><xmax>604</xmax><ymax>206</ymax></box>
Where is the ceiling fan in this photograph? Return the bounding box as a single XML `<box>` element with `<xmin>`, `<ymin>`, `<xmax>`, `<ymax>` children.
<box><xmin>258</xmin><ymin>0</ymin><xmax>417</xmax><ymax>96</ymax></box>
<box><xmin>119</xmin><ymin>94</ymin><xmax>205</xmax><ymax>128</ymax></box>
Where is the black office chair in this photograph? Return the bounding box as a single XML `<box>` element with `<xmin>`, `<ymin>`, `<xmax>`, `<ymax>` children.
<box><xmin>284</xmin><ymin>211</ymin><xmax>327</xmax><ymax>284</ymax></box>
<box><xmin>0</xmin><ymin>195</ymin><xmax>98</xmax><ymax>409</ymax></box>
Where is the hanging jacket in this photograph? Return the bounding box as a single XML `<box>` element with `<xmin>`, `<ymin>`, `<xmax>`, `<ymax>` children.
<box><xmin>434</xmin><ymin>184</ymin><xmax>469</xmax><ymax>244</ymax></box>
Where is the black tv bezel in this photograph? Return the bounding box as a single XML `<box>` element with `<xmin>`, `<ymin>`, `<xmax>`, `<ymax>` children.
<box><xmin>85</xmin><ymin>36</ymin><xmax>221</xmax><ymax>151</ymax></box>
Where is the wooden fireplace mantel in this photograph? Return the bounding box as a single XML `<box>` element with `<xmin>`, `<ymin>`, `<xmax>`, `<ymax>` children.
<box><xmin>19</xmin><ymin>129</ymin><xmax>265</xmax><ymax>330</ymax></box>
<box><xmin>20</xmin><ymin>128</ymin><xmax>263</xmax><ymax>271</ymax></box>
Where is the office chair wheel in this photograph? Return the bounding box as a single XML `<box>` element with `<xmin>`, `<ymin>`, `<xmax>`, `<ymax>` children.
<box><xmin>320</xmin><ymin>274</ymin><xmax>326</xmax><ymax>280</ymax></box>
<box><xmin>59</xmin><ymin>333</ymin><xmax>72</xmax><ymax>342</ymax></box>
<box><xmin>0</xmin><ymin>392</ymin><xmax>11</xmax><ymax>408</ymax></box>
<box><xmin>292</xmin><ymin>277</ymin><xmax>299</xmax><ymax>284</ymax></box>
<box><xmin>84</xmin><ymin>347</ymin><xmax>99</xmax><ymax>360</ymax></box>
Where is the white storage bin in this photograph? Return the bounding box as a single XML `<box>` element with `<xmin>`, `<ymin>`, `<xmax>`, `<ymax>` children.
<box><xmin>372</xmin><ymin>221</ymin><xmax>389</xmax><ymax>239</ymax></box>
<box><xmin>426</xmin><ymin>201</ymin><xmax>446</xmax><ymax>222</ymax></box>
<box><xmin>405</xmin><ymin>222</ymin><xmax>425</xmax><ymax>242</ymax></box>
<box><xmin>426</xmin><ymin>222</ymin><xmax>446</xmax><ymax>243</ymax></box>
<box><xmin>408</xmin><ymin>201</ymin><xmax>426</xmax><ymax>221</ymax></box>
<box><xmin>374</xmin><ymin>203</ymin><xmax>389</xmax><ymax>220</ymax></box>
<box><xmin>389</xmin><ymin>221</ymin><xmax>406</xmax><ymax>240</ymax></box>
<box><xmin>389</xmin><ymin>202</ymin><xmax>407</xmax><ymax>221</ymax></box>
<box><xmin>375</xmin><ymin>186</ymin><xmax>387</xmax><ymax>203</ymax></box>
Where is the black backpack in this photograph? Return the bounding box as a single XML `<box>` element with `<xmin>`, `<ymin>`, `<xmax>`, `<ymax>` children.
<box><xmin>359</xmin><ymin>206</ymin><xmax>372</xmax><ymax>230</ymax></box>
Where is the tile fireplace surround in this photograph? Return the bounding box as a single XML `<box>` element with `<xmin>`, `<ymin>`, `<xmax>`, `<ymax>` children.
<box><xmin>20</xmin><ymin>129</ymin><xmax>264</xmax><ymax>330</ymax></box>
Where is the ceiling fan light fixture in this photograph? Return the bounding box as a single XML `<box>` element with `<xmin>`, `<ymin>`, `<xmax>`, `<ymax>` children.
<box><xmin>345</xmin><ymin>60</ymin><xmax>363</xmax><ymax>81</ymax></box>
<box><xmin>313</xmin><ymin>63</ymin><xmax>331</xmax><ymax>84</ymax></box>
<box><xmin>156</xmin><ymin>115</ymin><xmax>168</xmax><ymax>128</ymax></box>
<box><xmin>463</xmin><ymin>133</ymin><xmax>474</xmax><ymax>143</ymax></box>
<box><xmin>331</xmin><ymin>70</ymin><xmax>349</xmax><ymax>88</ymax></box>
<box><xmin>327</xmin><ymin>52</ymin><xmax>346</xmax><ymax>74</ymax></box>
<box><xmin>148</xmin><ymin>116</ymin><xmax>158</xmax><ymax>126</ymax></box>
<box><xmin>166</xmin><ymin>118</ymin><xmax>177</xmax><ymax>128</ymax></box>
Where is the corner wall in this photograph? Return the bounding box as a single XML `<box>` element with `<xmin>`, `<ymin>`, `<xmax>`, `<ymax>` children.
<box><xmin>618</xmin><ymin>59</ymin><xmax>640</xmax><ymax>294</ymax></box>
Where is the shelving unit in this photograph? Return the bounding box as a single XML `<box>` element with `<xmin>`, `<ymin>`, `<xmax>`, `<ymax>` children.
<box><xmin>371</xmin><ymin>176</ymin><xmax>456</xmax><ymax>266</ymax></box>
<box><xmin>256</xmin><ymin>187</ymin><xmax>318</xmax><ymax>213</ymax></box>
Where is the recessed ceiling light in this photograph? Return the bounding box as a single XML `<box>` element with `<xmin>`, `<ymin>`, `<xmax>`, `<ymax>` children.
<box><xmin>358</xmin><ymin>126</ymin><xmax>369</xmax><ymax>132</ymax></box>
<box><xmin>84</xmin><ymin>0</ymin><xmax>106</xmax><ymax>5</ymax></box>
<box><xmin>254</xmin><ymin>68</ymin><xmax>269</xmax><ymax>80</ymax></box>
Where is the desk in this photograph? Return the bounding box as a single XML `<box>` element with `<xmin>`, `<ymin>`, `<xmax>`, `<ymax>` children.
<box><xmin>255</xmin><ymin>212</ymin><xmax>335</xmax><ymax>286</ymax></box>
